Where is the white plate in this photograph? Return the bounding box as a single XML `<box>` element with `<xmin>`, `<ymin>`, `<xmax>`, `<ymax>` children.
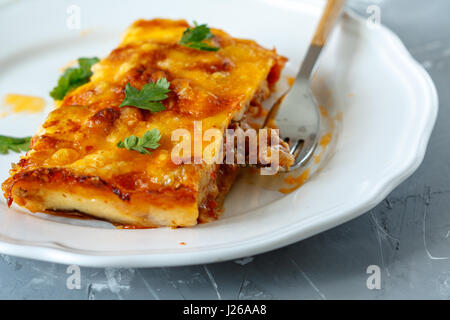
<box><xmin>0</xmin><ymin>0</ymin><xmax>438</xmax><ymax>267</ymax></box>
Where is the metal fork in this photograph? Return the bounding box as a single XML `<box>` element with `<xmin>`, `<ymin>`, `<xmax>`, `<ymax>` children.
<box><xmin>264</xmin><ymin>0</ymin><xmax>346</xmax><ymax>171</ymax></box>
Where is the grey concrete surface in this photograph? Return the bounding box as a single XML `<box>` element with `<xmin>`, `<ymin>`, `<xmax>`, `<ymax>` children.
<box><xmin>1</xmin><ymin>0</ymin><xmax>450</xmax><ymax>300</ymax></box>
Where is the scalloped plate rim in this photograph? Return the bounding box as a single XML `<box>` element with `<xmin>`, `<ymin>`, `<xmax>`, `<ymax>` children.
<box><xmin>0</xmin><ymin>6</ymin><xmax>438</xmax><ymax>267</ymax></box>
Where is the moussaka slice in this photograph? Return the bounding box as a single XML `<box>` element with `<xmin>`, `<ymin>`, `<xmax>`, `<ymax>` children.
<box><xmin>2</xmin><ymin>19</ymin><xmax>288</xmax><ymax>227</ymax></box>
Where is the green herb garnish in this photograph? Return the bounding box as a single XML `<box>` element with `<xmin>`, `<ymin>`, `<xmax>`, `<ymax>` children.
<box><xmin>119</xmin><ymin>78</ymin><xmax>170</xmax><ymax>112</ymax></box>
<box><xmin>117</xmin><ymin>129</ymin><xmax>161</xmax><ymax>155</ymax></box>
<box><xmin>179</xmin><ymin>22</ymin><xmax>219</xmax><ymax>51</ymax></box>
<box><xmin>0</xmin><ymin>135</ymin><xmax>32</xmax><ymax>154</ymax></box>
<box><xmin>50</xmin><ymin>57</ymin><xmax>100</xmax><ymax>100</ymax></box>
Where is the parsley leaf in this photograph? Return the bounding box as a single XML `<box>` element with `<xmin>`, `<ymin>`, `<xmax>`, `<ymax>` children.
<box><xmin>117</xmin><ymin>129</ymin><xmax>161</xmax><ymax>155</ymax></box>
<box><xmin>179</xmin><ymin>22</ymin><xmax>219</xmax><ymax>51</ymax></box>
<box><xmin>0</xmin><ymin>135</ymin><xmax>31</xmax><ymax>154</ymax></box>
<box><xmin>50</xmin><ymin>57</ymin><xmax>100</xmax><ymax>100</ymax></box>
<box><xmin>119</xmin><ymin>78</ymin><xmax>171</xmax><ymax>112</ymax></box>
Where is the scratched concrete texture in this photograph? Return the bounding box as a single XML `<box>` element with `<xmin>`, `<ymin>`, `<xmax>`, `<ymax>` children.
<box><xmin>1</xmin><ymin>0</ymin><xmax>450</xmax><ymax>300</ymax></box>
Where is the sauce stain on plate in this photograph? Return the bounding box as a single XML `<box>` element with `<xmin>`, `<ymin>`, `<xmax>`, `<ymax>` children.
<box><xmin>278</xmin><ymin>131</ymin><xmax>332</xmax><ymax>194</ymax></box>
<box><xmin>319</xmin><ymin>132</ymin><xmax>332</xmax><ymax>148</ymax></box>
<box><xmin>319</xmin><ymin>105</ymin><xmax>329</xmax><ymax>117</ymax></box>
<box><xmin>277</xmin><ymin>112</ymin><xmax>339</xmax><ymax>194</ymax></box>
<box><xmin>279</xmin><ymin>168</ymin><xmax>310</xmax><ymax>194</ymax></box>
<box><xmin>1</xmin><ymin>93</ymin><xmax>46</xmax><ymax>116</ymax></box>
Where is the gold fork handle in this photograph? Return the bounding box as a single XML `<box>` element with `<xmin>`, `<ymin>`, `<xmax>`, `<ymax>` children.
<box><xmin>311</xmin><ymin>0</ymin><xmax>346</xmax><ymax>47</ymax></box>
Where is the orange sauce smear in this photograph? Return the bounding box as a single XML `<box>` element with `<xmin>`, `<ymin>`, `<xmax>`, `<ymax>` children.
<box><xmin>2</xmin><ymin>94</ymin><xmax>46</xmax><ymax>116</ymax></box>
<box><xmin>314</xmin><ymin>154</ymin><xmax>322</xmax><ymax>164</ymax></box>
<box><xmin>287</xmin><ymin>76</ymin><xmax>295</xmax><ymax>87</ymax></box>
<box><xmin>279</xmin><ymin>168</ymin><xmax>310</xmax><ymax>194</ymax></box>
<box><xmin>279</xmin><ymin>130</ymin><xmax>333</xmax><ymax>194</ymax></box>
<box><xmin>319</xmin><ymin>132</ymin><xmax>332</xmax><ymax>148</ymax></box>
<box><xmin>319</xmin><ymin>105</ymin><xmax>329</xmax><ymax>117</ymax></box>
